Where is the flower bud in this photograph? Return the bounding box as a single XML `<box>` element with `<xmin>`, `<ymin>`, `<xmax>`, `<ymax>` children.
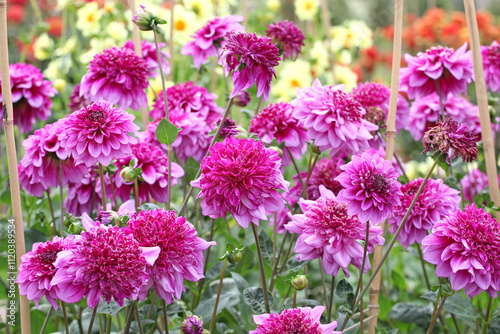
<box><xmin>132</xmin><ymin>5</ymin><xmax>166</xmax><ymax>33</ymax></box>
<box><xmin>120</xmin><ymin>166</ymin><xmax>136</xmax><ymax>183</ymax></box>
<box><xmin>234</xmin><ymin>90</ymin><xmax>251</xmax><ymax>107</ymax></box>
<box><xmin>291</xmin><ymin>275</ymin><xmax>308</xmax><ymax>290</ymax></box>
<box><xmin>233</xmin><ymin>127</ymin><xmax>249</xmax><ymax>139</ymax></box>
<box><xmin>269</xmin><ymin>146</ymin><xmax>283</xmax><ymax>158</ymax></box>
<box><xmin>227</xmin><ymin>251</ymin><xmax>242</xmax><ymax>264</ymax></box>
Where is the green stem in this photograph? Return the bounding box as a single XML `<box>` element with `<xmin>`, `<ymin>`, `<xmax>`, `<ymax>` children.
<box><xmin>61</xmin><ymin>301</ymin><xmax>69</xmax><ymax>334</ymax></box>
<box><xmin>301</xmin><ymin>153</ymin><xmax>319</xmax><ymax>199</ymax></box>
<box><xmin>209</xmin><ymin>257</ymin><xmax>228</xmax><ymax>332</ymax></box>
<box><xmin>134</xmin><ymin>179</ymin><xmax>140</xmax><ymax>209</ymax></box>
<box><xmin>98</xmin><ymin>163</ymin><xmax>107</xmax><ymax>209</ymax></box>
<box><xmin>39</xmin><ymin>306</ymin><xmax>52</xmax><ymax>334</ymax></box>
<box><xmin>287</xmin><ymin>147</ymin><xmax>304</xmax><ymax>186</ymax></box>
<box><xmin>167</xmin><ymin>144</ymin><xmax>172</xmax><ymax>210</ymax></box>
<box><xmin>105</xmin><ymin>315</ymin><xmax>112</xmax><ymax>334</ymax></box>
<box><xmin>318</xmin><ymin>260</ymin><xmax>330</xmax><ymax>314</ymax></box>
<box><xmin>269</xmin><ymin>232</ymin><xmax>289</xmax><ymax>292</ymax></box>
<box><xmin>427</xmin><ymin>295</ymin><xmax>447</xmax><ymax>334</ymax></box>
<box><xmin>293</xmin><ymin>289</ymin><xmax>297</xmax><ymax>308</ymax></box>
<box><xmin>162</xmin><ymin>300</ymin><xmax>169</xmax><ymax>334</ymax></box>
<box><xmin>416</xmin><ymin>243</ymin><xmax>432</xmax><ymax>290</ymax></box>
<box><xmin>252</xmin><ymin>223</ymin><xmax>271</xmax><ymax>313</ymax></box>
<box><xmin>153</xmin><ymin>25</ymin><xmax>169</xmax><ymax>121</ymax></box>
<box><xmin>481</xmin><ymin>295</ymin><xmax>493</xmax><ymax>334</ymax></box>
<box><xmin>87</xmin><ymin>308</ymin><xmax>97</xmax><ymax>334</ymax></box>
<box><xmin>327</xmin><ymin>276</ymin><xmax>336</xmax><ymax>322</ymax></box>
<box><xmin>59</xmin><ymin>160</ymin><xmax>65</xmax><ymax>235</ymax></box>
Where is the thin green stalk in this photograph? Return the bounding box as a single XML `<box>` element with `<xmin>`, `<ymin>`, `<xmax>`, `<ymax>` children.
<box><xmin>416</xmin><ymin>244</ymin><xmax>432</xmax><ymax>290</ymax></box>
<box><xmin>134</xmin><ymin>179</ymin><xmax>140</xmax><ymax>209</ymax></box>
<box><xmin>436</xmin><ymin>80</ymin><xmax>446</xmax><ymax>121</ymax></box>
<box><xmin>301</xmin><ymin>153</ymin><xmax>319</xmax><ymax>199</ymax></box>
<box><xmin>209</xmin><ymin>257</ymin><xmax>228</xmax><ymax>332</ymax></box>
<box><xmin>39</xmin><ymin>306</ymin><xmax>52</xmax><ymax>334</ymax></box>
<box><xmin>87</xmin><ymin>308</ymin><xmax>97</xmax><ymax>334</ymax></box>
<box><xmin>278</xmin><ymin>285</ymin><xmax>292</xmax><ymax>310</ymax></box>
<box><xmin>59</xmin><ymin>160</ymin><xmax>65</xmax><ymax>235</ymax></box>
<box><xmin>327</xmin><ymin>276</ymin><xmax>336</xmax><ymax>322</ymax></box>
<box><xmin>99</xmin><ymin>314</ymin><xmax>104</xmax><ymax>334</ymax></box>
<box><xmin>481</xmin><ymin>295</ymin><xmax>493</xmax><ymax>334</ymax></box>
<box><xmin>269</xmin><ymin>232</ymin><xmax>289</xmax><ymax>292</ymax></box>
<box><xmin>162</xmin><ymin>300</ymin><xmax>169</xmax><ymax>334</ymax></box>
<box><xmin>379</xmin><ymin>132</ymin><xmax>409</xmax><ymax>183</ymax></box>
<box><xmin>134</xmin><ymin>301</ymin><xmax>145</xmax><ymax>334</ymax></box>
<box><xmin>98</xmin><ymin>163</ymin><xmax>107</xmax><ymax>209</ymax></box>
<box><xmin>192</xmin><ymin>220</ymin><xmax>216</xmax><ymax>309</ymax></box>
<box><xmin>146</xmin><ymin>292</ymin><xmax>157</xmax><ymax>320</ymax></box>
<box><xmin>123</xmin><ymin>304</ymin><xmax>135</xmax><ymax>334</ymax></box>
<box><xmin>427</xmin><ymin>295</ymin><xmax>447</xmax><ymax>334</ymax></box>
<box><xmin>61</xmin><ymin>301</ymin><xmax>70</xmax><ymax>334</ymax></box>
<box><xmin>252</xmin><ymin>223</ymin><xmax>271</xmax><ymax>313</ymax></box>
<box><xmin>318</xmin><ymin>260</ymin><xmax>330</xmax><ymax>314</ymax></box>
<box><xmin>153</xmin><ymin>24</ymin><xmax>169</xmax><ymax>120</ymax></box>
<box><xmin>255</xmin><ymin>97</ymin><xmax>263</xmax><ymax>114</ymax></box>
<box><xmin>272</xmin><ymin>212</ymin><xmax>277</xmax><ymax>269</ymax></box>
<box><xmin>167</xmin><ymin>144</ymin><xmax>172</xmax><ymax>210</ymax></box>
<box><xmin>46</xmin><ymin>190</ymin><xmax>57</xmax><ymax>236</ymax></box>
<box><xmin>106</xmin><ymin>315</ymin><xmax>112</xmax><ymax>334</ymax></box>
<box><xmin>287</xmin><ymin>147</ymin><xmax>304</xmax><ymax>186</ymax></box>
<box><xmin>293</xmin><ymin>289</ymin><xmax>297</xmax><ymax>308</ymax></box>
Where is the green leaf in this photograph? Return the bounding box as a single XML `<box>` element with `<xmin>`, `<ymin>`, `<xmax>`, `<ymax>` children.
<box><xmin>155</xmin><ymin>118</ymin><xmax>180</xmax><ymax>145</ymax></box>
<box><xmin>336</xmin><ymin>279</ymin><xmax>354</xmax><ymax>304</ymax></box>
<box><xmin>184</xmin><ymin>157</ymin><xmax>200</xmax><ymax>183</ymax></box>
<box><xmin>472</xmin><ymin>291</ymin><xmax>498</xmax><ymax>314</ymax></box>
<box><xmin>138</xmin><ymin>203</ymin><xmax>161</xmax><ymax>211</ymax></box>
<box><xmin>194</xmin><ymin>293</ymin><xmax>232</xmax><ymax>322</ymax></box>
<box><xmin>83</xmin><ymin>299</ymin><xmax>131</xmax><ymax>317</ymax></box>
<box><xmin>387</xmin><ymin>302</ymin><xmax>433</xmax><ymax>329</ymax></box>
<box><xmin>258</xmin><ymin>229</ymin><xmax>275</xmax><ymax>264</ymax></box>
<box><xmin>421</xmin><ymin>291</ymin><xmax>480</xmax><ymax>320</ymax></box>
<box><xmin>243</xmin><ymin>287</ymin><xmax>274</xmax><ymax>314</ymax></box>
<box><xmin>391</xmin><ymin>270</ymin><xmax>407</xmax><ymax>291</ymax></box>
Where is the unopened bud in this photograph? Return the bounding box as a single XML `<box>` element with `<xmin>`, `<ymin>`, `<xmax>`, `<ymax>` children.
<box><xmin>227</xmin><ymin>251</ymin><xmax>242</xmax><ymax>264</ymax></box>
<box><xmin>269</xmin><ymin>146</ymin><xmax>283</xmax><ymax>158</ymax></box>
<box><xmin>291</xmin><ymin>275</ymin><xmax>308</xmax><ymax>290</ymax></box>
<box><xmin>120</xmin><ymin>166</ymin><xmax>136</xmax><ymax>183</ymax></box>
<box><xmin>132</xmin><ymin>5</ymin><xmax>166</xmax><ymax>33</ymax></box>
<box><xmin>233</xmin><ymin>127</ymin><xmax>249</xmax><ymax>139</ymax></box>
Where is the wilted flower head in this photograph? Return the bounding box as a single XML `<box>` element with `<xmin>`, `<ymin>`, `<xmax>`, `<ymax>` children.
<box><xmin>0</xmin><ymin>63</ymin><xmax>56</xmax><ymax>133</ymax></box>
<box><xmin>132</xmin><ymin>5</ymin><xmax>167</xmax><ymax>32</ymax></box>
<box><xmin>182</xmin><ymin>315</ymin><xmax>204</xmax><ymax>334</ymax></box>
<box><xmin>191</xmin><ymin>137</ymin><xmax>289</xmax><ymax>229</ymax></box>
<box><xmin>181</xmin><ymin>15</ymin><xmax>245</xmax><ymax>69</ymax></box>
<box><xmin>249</xmin><ymin>102</ymin><xmax>307</xmax><ymax>166</ymax></box>
<box><xmin>51</xmin><ymin>221</ymin><xmax>160</xmax><ymax>308</ymax></box>
<box><xmin>123</xmin><ymin>40</ymin><xmax>170</xmax><ymax>78</ymax></box>
<box><xmin>266</xmin><ymin>20</ymin><xmax>305</xmax><ymax>60</ymax></box>
<box><xmin>250</xmin><ymin>306</ymin><xmax>341</xmax><ymax>334</ymax></box>
<box><xmin>292</xmin><ymin>79</ymin><xmax>378</xmax><ymax>156</ymax></box>
<box><xmin>481</xmin><ymin>41</ymin><xmax>500</xmax><ymax>94</ymax></box>
<box><xmin>60</xmin><ymin>100</ymin><xmax>139</xmax><ymax>167</ymax></box>
<box><xmin>422</xmin><ymin>204</ymin><xmax>500</xmax><ymax>298</ymax></box>
<box><xmin>285</xmin><ymin>186</ymin><xmax>384</xmax><ymax>276</ymax></box>
<box><xmin>124</xmin><ymin>209</ymin><xmax>215</xmax><ymax>303</ymax></box>
<box><xmin>219</xmin><ymin>32</ymin><xmax>281</xmax><ymax>101</ymax></box>
<box><xmin>422</xmin><ymin>117</ymin><xmax>479</xmax><ymax>164</ymax></box>
<box><xmin>16</xmin><ymin>236</ymin><xmax>76</xmax><ymax>310</ymax></box>
<box><xmin>80</xmin><ymin>47</ymin><xmax>149</xmax><ymax>111</ymax></box>
<box><xmin>336</xmin><ymin>152</ymin><xmax>402</xmax><ymax>223</ymax></box>
<box><xmin>399</xmin><ymin>43</ymin><xmax>474</xmax><ymax>99</ymax></box>
<box><xmin>389</xmin><ymin>178</ymin><xmax>461</xmax><ymax>249</ymax></box>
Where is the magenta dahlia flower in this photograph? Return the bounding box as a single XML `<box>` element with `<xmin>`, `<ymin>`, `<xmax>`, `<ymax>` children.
<box><xmin>69</xmin><ymin>84</ymin><xmax>90</xmax><ymax>112</ymax></box>
<box><xmin>0</xmin><ymin>63</ymin><xmax>56</xmax><ymax>133</ymax></box>
<box><xmin>60</xmin><ymin>100</ymin><xmax>139</xmax><ymax>167</ymax></box>
<box><xmin>399</xmin><ymin>43</ymin><xmax>474</xmax><ymax>100</ymax></box>
<box><xmin>251</xmin><ymin>306</ymin><xmax>340</xmax><ymax>334</ymax></box>
<box><xmin>51</xmin><ymin>220</ymin><xmax>160</xmax><ymax>308</ymax></box>
<box><xmin>181</xmin><ymin>15</ymin><xmax>245</xmax><ymax>69</ymax></box>
<box><xmin>16</xmin><ymin>236</ymin><xmax>76</xmax><ymax>310</ymax></box>
<box><xmin>266</xmin><ymin>20</ymin><xmax>305</xmax><ymax>60</ymax></box>
<box><xmin>292</xmin><ymin>79</ymin><xmax>378</xmax><ymax>156</ymax></box>
<box><xmin>481</xmin><ymin>41</ymin><xmax>500</xmax><ymax>94</ymax></box>
<box><xmin>123</xmin><ymin>40</ymin><xmax>170</xmax><ymax>78</ymax></box>
<box><xmin>18</xmin><ymin>164</ymin><xmax>46</xmax><ymax>197</ymax></box>
<box><xmin>219</xmin><ymin>32</ymin><xmax>281</xmax><ymax>101</ymax></box>
<box><xmin>336</xmin><ymin>152</ymin><xmax>402</xmax><ymax>223</ymax></box>
<box><xmin>191</xmin><ymin>137</ymin><xmax>290</xmax><ymax>228</ymax></box>
<box><xmin>79</xmin><ymin>47</ymin><xmax>149</xmax><ymax>111</ymax></box>
<box><xmin>113</xmin><ymin>142</ymin><xmax>184</xmax><ymax>204</ymax></box>
<box><xmin>65</xmin><ymin>168</ymin><xmax>102</xmax><ymax>216</ymax></box>
<box><xmin>285</xmin><ymin>186</ymin><xmax>384</xmax><ymax>276</ymax></box>
<box><xmin>422</xmin><ymin>204</ymin><xmax>500</xmax><ymax>298</ymax></box>
<box><xmin>461</xmin><ymin>168</ymin><xmax>491</xmax><ymax>203</ymax></box>
<box><xmin>249</xmin><ymin>102</ymin><xmax>307</xmax><ymax>167</ymax></box>
<box><xmin>388</xmin><ymin>178</ymin><xmax>460</xmax><ymax>249</ymax></box>
<box><xmin>182</xmin><ymin>315</ymin><xmax>204</xmax><ymax>334</ymax></box>
<box><xmin>124</xmin><ymin>209</ymin><xmax>215</xmax><ymax>303</ymax></box>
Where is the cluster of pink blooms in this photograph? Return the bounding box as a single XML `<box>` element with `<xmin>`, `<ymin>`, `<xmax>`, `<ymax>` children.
<box><xmin>266</xmin><ymin>20</ymin><xmax>305</xmax><ymax>60</ymax></box>
<box><xmin>481</xmin><ymin>41</ymin><xmax>500</xmax><ymax>94</ymax></box>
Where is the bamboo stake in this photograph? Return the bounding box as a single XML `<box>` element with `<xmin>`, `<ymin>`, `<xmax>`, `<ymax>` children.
<box><xmin>168</xmin><ymin>0</ymin><xmax>175</xmax><ymax>82</ymax></box>
<box><xmin>320</xmin><ymin>0</ymin><xmax>336</xmax><ymax>84</ymax></box>
<box><xmin>463</xmin><ymin>0</ymin><xmax>500</xmax><ymax>221</ymax></box>
<box><xmin>368</xmin><ymin>1</ymin><xmax>403</xmax><ymax>334</ymax></box>
<box><xmin>242</xmin><ymin>0</ymin><xmax>248</xmax><ymax>28</ymax></box>
<box><xmin>0</xmin><ymin>0</ymin><xmax>31</xmax><ymax>332</ymax></box>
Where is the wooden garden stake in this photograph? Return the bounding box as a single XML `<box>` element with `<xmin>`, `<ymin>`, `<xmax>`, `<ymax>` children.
<box><xmin>0</xmin><ymin>0</ymin><xmax>31</xmax><ymax>332</ymax></box>
<box><xmin>168</xmin><ymin>0</ymin><xmax>175</xmax><ymax>82</ymax></box>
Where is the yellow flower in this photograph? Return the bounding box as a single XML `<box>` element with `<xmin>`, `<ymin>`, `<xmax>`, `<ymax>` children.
<box><xmin>345</xmin><ymin>20</ymin><xmax>373</xmax><ymax>50</ymax></box>
<box><xmin>267</xmin><ymin>0</ymin><xmax>281</xmax><ymax>11</ymax></box>
<box><xmin>160</xmin><ymin>5</ymin><xmax>198</xmax><ymax>47</ymax></box>
<box><xmin>44</xmin><ymin>58</ymin><xmax>71</xmax><ymax>81</ymax></box>
<box><xmin>33</xmin><ymin>33</ymin><xmax>54</xmax><ymax>61</ymax></box>
<box><xmin>107</xmin><ymin>21</ymin><xmax>128</xmax><ymax>43</ymax></box>
<box><xmin>76</xmin><ymin>2</ymin><xmax>104</xmax><ymax>37</ymax></box>
<box><xmin>53</xmin><ymin>79</ymin><xmax>67</xmax><ymax>92</ymax></box>
<box><xmin>406</xmin><ymin>158</ymin><xmax>438</xmax><ymax>180</ymax></box>
<box><xmin>330</xmin><ymin>26</ymin><xmax>348</xmax><ymax>52</ymax></box>
<box><xmin>332</xmin><ymin>64</ymin><xmax>358</xmax><ymax>91</ymax></box>
<box><xmin>211</xmin><ymin>0</ymin><xmax>237</xmax><ymax>16</ymax></box>
<box><xmin>54</xmin><ymin>38</ymin><xmax>77</xmax><ymax>57</ymax></box>
<box><xmin>184</xmin><ymin>0</ymin><xmax>214</xmax><ymax>22</ymax></box>
<box><xmin>294</xmin><ymin>0</ymin><xmax>319</xmax><ymax>21</ymax></box>
<box><xmin>273</xmin><ymin>59</ymin><xmax>312</xmax><ymax>101</ymax></box>
<box><xmin>309</xmin><ymin>41</ymin><xmax>329</xmax><ymax>76</ymax></box>
<box><xmin>336</xmin><ymin>49</ymin><xmax>352</xmax><ymax>65</ymax></box>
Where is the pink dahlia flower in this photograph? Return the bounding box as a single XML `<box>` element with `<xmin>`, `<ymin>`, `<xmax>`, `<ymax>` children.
<box><xmin>124</xmin><ymin>209</ymin><xmax>215</xmax><ymax>303</ymax></box>
<box><xmin>219</xmin><ymin>32</ymin><xmax>281</xmax><ymax>101</ymax></box>
<box><xmin>285</xmin><ymin>186</ymin><xmax>384</xmax><ymax>276</ymax></box>
<box><xmin>251</xmin><ymin>306</ymin><xmax>340</xmax><ymax>334</ymax></box>
<box><xmin>123</xmin><ymin>40</ymin><xmax>170</xmax><ymax>78</ymax></box>
<box><xmin>51</xmin><ymin>220</ymin><xmax>160</xmax><ymax>308</ymax></box>
<box><xmin>461</xmin><ymin>168</ymin><xmax>492</xmax><ymax>203</ymax></box>
<box><xmin>422</xmin><ymin>204</ymin><xmax>500</xmax><ymax>298</ymax></box>
<box><xmin>60</xmin><ymin>100</ymin><xmax>139</xmax><ymax>167</ymax></box>
<box><xmin>113</xmin><ymin>142</ymin><xmax>184</xmax><ymax>204</ymax></box>
<box><xmin>399</xmin><ymin>43</ymin><xmax>474</xmax><ymax>100</ymax></box>
<box><xmin>292</xmin><ymin>79</ymin><xmax>378</xmax><ymax>156</ymax></box>
<box><xmin>249</xmin><ymin>102</ymin><xmax>307</xmax><ymax>166</ymax></box>
<box><xmin>69</xmin><ymin>84</ymin><xmax>90</xmax><ymax>112</ymax></box>
<box><xmin>336</xmin><ymin>152</ymin><xmax>402</xmax><ymax>223</ymax></box>
<box><xmin>389</xmin><ymin>178</ymin><xmax>460</xmax><ymax>249</ymax></box>
<box><xmin>18</xmin><ymin>164</ymin><xmax>46</xmax><ymax>197</ymax></box>
<box><xmin>266</xmin><ymin>20</ymin><xmax>305</xmax><ymax>60</ymax></box>
<box><xmin>191</xmin><ymin>137</ymin><xmax>290</xmax><ymax>228</ymax></box>
<box><xmin>363</xmin><ymin>147</ymin><xmax>405</xmax><ymax>177</ymax></box>
<box><xmin>182</xmin><ymin>315</ymin><xmax>204</xmax><ymax>334</ymax></box>
<box><xmin>79</xmin><ymin>47</ymin><xmax>149</xmax><ymax>111</ymax></box>
<box><xmin>16</xmin><ymin>236</ymin><xmax>76</xmax><ymax>310</ymax></box>
<box><xmin>65</xmin><ymin>168</ymin><xmax>101</xmax><ymax>216</ymax></box>
<box><xmin>0</xmin><ymin>63</ymin><xmax>56</xmax><ymax>133</ymax></box>
<box><xmin>181</xmin><ymin>15</ymin><xmax>245</xmax><ymax>69</ymax></box>
<box><xmin>481</xmin><ymin>41</ymin><xmax>500</xmax><ymax>94</ymax></box>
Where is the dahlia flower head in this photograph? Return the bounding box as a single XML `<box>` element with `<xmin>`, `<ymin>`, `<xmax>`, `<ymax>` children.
<box><xmin>123</xmin><ymin>39</ymin><xmax>170</xmax><ymax>78</ymax></box>
<box><xmin>250</xmin><ymin>306</ymin><xmax>341</xmax><ymax>334</ymax></box>
<box><xmin>191</xmin><ymin>137</ymin><xmax>290</xmax><ymax>229</ymax></box>
<box><xmin>181</xmin><ymin>15</ymin><xmax>245</xmax><ymax>69</ymax></box>
<box><xmin>336</xmin><ymin>152</ymin><xmax>402</xmax><ymax>223</ymax></box>
<box><xmin>389</xmin><ymin>178</ymin><xmax>461</xmax><ymax>249</ymax></box>
<box><xmin>182</xmin><ymin>315</ymin><xmax>204</xmax><ymax>334</ymax></box>
<box><xmin>408</xmin><ymin>93</ymin><xmax>481</xmax><ymax>141</ymax></box>
<box><xmin>219</xmin><ymin>32</ymin><xmax>281</xmax><ymax>101</ymax></box>
<box><xmin>461</xmin><ymin>168</ymin><xmax>494</xmax><ymax>203</ymax></box>
<box><xmin>363</xmin><ymin>147</ymin><xmax>406</xmax><ymax>177</ymax></box>
<box><xmin>124</xmin><ymin>209</ymin><xmax>215</xmax><ymax>303</ymax></box>
<box><xmin>69</xmin><ymin>84</ymin><xmax>91</xmax><ymax>112</ymax></box>
<box><xmin>113</xmin><ymin>142</ymin><xmax>184</xmax><ymax>204</ymax></box>
<box><xmin>19</xmin><ymin>121</ymin><xmax>88</xmax><ymax>196</ymax></box>
<box><xmin>16</xmin><ymin>236</ymin><xmax>76</xmax><ymax>310</ymax></box>
<box><xmin>65</xmin><ymin>168</ymin><xmax>102</xmax><ymax>216</ymax></box>
<box><xmin>422</xmin><ymin>117</ymin><xmax>479</xmax><ymax>164</ymax></box>
<box><xmin>249</xmin><ymin>102</ymin><xmax>307</xmax><ymax>167</ymax></box>
<box><xmin>0</xmin><ymin>63</ymin><xmax>56</xmax><ymax>133</ymax></box>
<box><xmin>59</xmin><ymin>100</ymin><xmax>139</xmax><ymax>167</ymax></box>
<box><xmin>399</xmin><ymin>43</ymin><xmax>474</xmax><ymax>100</ymax></box>
<box><xmin>285</xmin><ymin>186</ymin><xmax>384</xmax><ymax>277</ymax></box>
<box><xmin>291</xmin><ymin>79</ymin><xmax>378</xmax><ymax>156</ymax></box>
<box><xmin>79</xmin><ymin>47</ymin><xmax>149</xmax><ymax>111</ymax></box>
<box><xmin>266</xmin><ymin>20</ymin><xmax>305</xmax><ymax>60</ymax></box>
<box><xmin>51</xmin><ymin>219</ymin><xmax>160</xmax><ymax>308</ymax></box>
<box><xmin>481</xmin><ymin>41</ymin><xmax>500</xmax><ymax>93</ymax></box>
<box><xmin>351</xmin><ymin>81</ymin><xmax>410</xmax><ymax>131</ymax></box>
<box><xmin>18</xmin><ymin>164</ymin><xmax>46</xmax><ymax>197</ymax></box>
<box><xmin>422</xmin><ymin>204</ymin><xmax>500</xmax><ymax>298</ymax></box>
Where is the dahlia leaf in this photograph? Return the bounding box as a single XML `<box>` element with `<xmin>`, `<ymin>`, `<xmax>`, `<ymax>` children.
<box><xmin>243</xmin><ymin>287</ymin><xmax>274</xmax><ymax>314</ymax></box>
<box><xmin>258</xmin><ymin>229</ymin><xmax>275</xmax><ymax>264</ymax></box>
<box><xmin>83</xmin><ymin>299</ymin><xmax>131</xmax><ymax>317</ymax></box>
<box><xmin>194</xmin><ymin>294</ymin><xmax>232</xmax><ymax>322</ymax></box>
<box><xmin>156</xmin><ymin>119</ymin><xmax>180</xmax><ymax>145</ymax></box>
<box><xmin>184</xmin><ymin>157</ymin><xmax>200</xmax><ymax>183</ymax></box>
<box><xmin>387</xmin><ymin>302</ymin><xmax>433</xmax><ymax>329</ymax></box>
<box><xmin>336</xmin><ymin>279</ymin><xmax>354</xmax><ymax>304</ymax></box>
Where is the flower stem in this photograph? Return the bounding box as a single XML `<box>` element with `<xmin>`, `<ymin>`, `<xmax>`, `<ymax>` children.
<box><xmin>277</xmin><ymin>234</ymin><xmax>296</xmax><ymax>276</ymax></box>
<box><xmin>481</xmin><ymin>295</ymin><xmax>493</xmax><ymax>334</ymax></box>
<box><xmin>123</xmin><ymin>304</ymin><xmax>135</xmax><ymax>334</ymax></box>
<box><xmin>435</xmin><ymin>80</ymin><xmax>446</xmax><ymax>121</ymax></box>
<box><xmin>427</xmin><ymin>294</ymin><xmax>447</xmax><ymax>334</ymax></box>
<box><xmin>134</xmin><ymin>301</ymin><xmax>145</xmax><ymax>334</ymax></box>
<box><xmin>46</xmin><ymin>190</ymin><xmax>57</xmax><ymax>236</ymax></box>
<box><xmin>301</xmin><ymin>152</ymin><xmax>319</xmax><ymax>199</ymax></box>
<box><xmin>59</xmin><ymin>160</ymin><xmax>65</xmax><ymax>235</ymax></box>
<box><xmin>255</xmin><ymin>97</ymin><xmax>263</xmax><ymax>114</ymax></box>
<box><xmin>416</xmin><ymin>243</ymin><xmax>432</xmax><ymax>290</ymax></box>
<box><xmin>106</xmin><ymin>315</ymin><xmax>112</xmax><ymax>334</ymax></box>
<box><xmin>98</xmin><ymin>163</ymin><xmax>107</xmax><ymax>209</ymax></box>
<box><xmin>109</xmin><ymin>174</ymin><xmax>118</xmax><ymax>211</ymax></box>
<box><xmin>87</xmin><ymin>308</ymin><xmax>97</xmax><ymax>334</ymax></box>
<box><xmin>287</xmin><ymin>147</ymin><xmax>304</xmax><ymax>186</ymax></box>
<box><xmin>167</xmin><ymin>144</ymin><xmax>172</xmax><ymax>210</ymax></box>
<box><xmin>162</xmin><ymin>300</ymin><xmax>169</xmax><ymax>334</ymax></box>
<box><xmin>153</xmin><ymin>25</ymin><xmax>169</xmax><ymax>121</ymax></box>
<box><xmin>269</xmin><ymin>231</ymin><xmax>289</xmax><ymax>292</ymax></box>
<box><xmin>61</xmin><ymin>301</ymin><xmax>70</xmax><ymax>334</ymax></box>
<box><xmin>168</xmin><ymin>0</ymin><xmax>175</xmax><ymax>82</ymax></box>
<box><xmin>318</xmin><ymin>260</ymin><xmax>330</xmax><ymax>314</ymax></box>
<box><xmin>209</xmin><ymin>256</ymin><xmax>228</xmax><ymax>332</ymax></box>
<box><xmin>39</xmin><ymin>306</ymin><xmax>52</xmax><ymax>334</ymax></box>
<box><xmin>134</xmin><ymin>179</ymin><xmax>140</xmax><ymax>209</ymax></box>
<box><xmin>252</xmin><ymin>223</ymin><xmax>271</xmax><ymax>313</ymax></box>
<box><xmin>378</xmin><ymin>132</ymin><xmax>409</xmax><ymax>183</ymax></box>
<box><xmin>293</xmin><ymin>289</ymin><xmax>297</xmax><ymax>308</ymax></box>
<box><xmin>327</xmin><ymin>275</ymin><xmax>336</xmax><ymax>322</ymax></box>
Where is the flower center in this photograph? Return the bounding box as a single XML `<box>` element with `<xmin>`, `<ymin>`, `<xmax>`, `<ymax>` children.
<box><xmin>39</xmin><ymin>250</ymin><xmax>58</xmax><ymax>264</ymax></box>
<box><xmin>176</xmin><ymin>19</ymin><xmax>186</xmax><ymax>31</ymax></box>
<box><xmin>368</xmin><ymin>174</ymin><xmax>387</xmax><ymax>193</ymax></box>
<box><xmin>87</xmin><ymin>110</ymin><xmax>105</xmax><ymax>123</ymax></box>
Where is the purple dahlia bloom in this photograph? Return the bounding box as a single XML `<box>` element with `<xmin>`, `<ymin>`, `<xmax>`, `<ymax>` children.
<box><xmin>336</xmin><ymin>152</ymin><xmax>402</xmax><ymax>223</ymax></box>
<box><xmin>191</xmin><ymin>137</ymin><xmax>290</xmax><ymax>229</ymax></box>
<box><xmin>123</xmin><ymin>40</ymin><xmax>170</xmax><ymax>78</ymax></box>
<box><xmin>80</xmin><ymin>47</ymin><xmax>149</xmax><ymax>111</ymax></box>
<box><xmin>65</xmin><ymin>168</ymin><xmax>102</xmax><ymax>216</ymax></box>
<box><xmin>182</xmin><ymin>315</ymin><xmax>204</xmax><ymax>334</ymax></box>
<box><xmin>266</xmin><ymin>20</ymin><xmax>305</xmax><ymax>60</ymax></box>
<box><xmin>422</xmin><ymin>204</ymin><xmax>500</xmax><ymax>298</ymax></box>
<box><xmin>291</xmin><ymin>79</ymin><xmax>378</xmax><ymax>156</ymax></box>
<box><xmin>481</xmin><ymin>41</ymin><xmax>500</xmax><ymax>94</ymax></box>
